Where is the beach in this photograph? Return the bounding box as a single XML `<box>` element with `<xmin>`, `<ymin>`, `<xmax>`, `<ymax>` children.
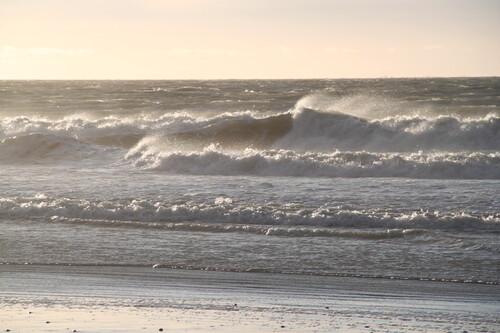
<box><xmin>1</xmin><ymin>264</ymin><xmax>499</xmax><ymax>332</ymax></box>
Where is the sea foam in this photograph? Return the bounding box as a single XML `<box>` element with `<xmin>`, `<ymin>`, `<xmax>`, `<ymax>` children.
<box><xmin>2</xmin><ymin>96</ymin><xmax>499</xmax><ymax>177</ymax></box>
<box><xmin>126</xmin><ymin>144</ymin><xmax>500</xmax><ymax>179</ymax></box>
<box><xmin>1</xmin><ymin>195</ymin><xmax>498</xmax><ymax>232</ymax></box>
<box><xmin>2</xmin><ymin>106</ymin><xmax>498</xmax><ymax>153</ymax></box>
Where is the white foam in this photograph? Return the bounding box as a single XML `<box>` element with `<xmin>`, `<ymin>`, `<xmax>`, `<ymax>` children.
<box><xmin>1</xmin><ymin>195</ymin><xmax>498</xmax><ymax>231</ymax></box>
<box><xmin>278</xmin><ymin>107</ymin><xmax>500</xmax><ymax>152</ymax></box>
<box><xmin>0</xmin><ymin>111</ymin><xmax>267</xmax><ymax>142</ymax></box>
<box><xmin>2</xmin><ymin>108</ymin><xmax>498</xmax><ymax>154</ymax></box>
<box><xmin>126</xmin><ymin>144</ymin><xmax>500</xmax><ymax>179</ymax></box>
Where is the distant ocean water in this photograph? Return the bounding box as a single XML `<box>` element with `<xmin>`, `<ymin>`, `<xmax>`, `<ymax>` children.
<box><xmin>1</xmin><ymin>78</ymin><xmax>499</xmax><ymax>284</ymax></box>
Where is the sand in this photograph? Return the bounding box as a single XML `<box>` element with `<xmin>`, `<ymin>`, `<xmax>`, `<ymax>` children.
<box><xmin>1</xmin><ymin>265</ymin><xmax>499</xmax><ymax>332</ymax></box>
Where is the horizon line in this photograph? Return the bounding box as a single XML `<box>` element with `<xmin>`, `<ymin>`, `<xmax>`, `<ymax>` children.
<box><xmin>1</xmin><ymin>75</ymin><xmax>498</xmax><ymax>81</ymax></box>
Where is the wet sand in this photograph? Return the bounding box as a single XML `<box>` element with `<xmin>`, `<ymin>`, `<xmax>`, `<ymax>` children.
<box><xmin>1</xmin><ymin>265</ymin><xmax>499</xmax><ymax>332</ymax></box>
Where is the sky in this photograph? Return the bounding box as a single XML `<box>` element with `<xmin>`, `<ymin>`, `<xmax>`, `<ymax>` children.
<box><xmin>1</xmin><ymin>0</ymin><xmax>499</xmax><ymax>79</ymax></box>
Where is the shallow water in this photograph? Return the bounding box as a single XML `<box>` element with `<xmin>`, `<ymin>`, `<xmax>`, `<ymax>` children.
<box><xmin>2</xmin><ymin>265</ymin><xmax>499</xmax><ymax>333</ymax></box>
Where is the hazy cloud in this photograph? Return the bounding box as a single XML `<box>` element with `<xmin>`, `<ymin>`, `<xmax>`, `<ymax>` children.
<box><xmin>276</xmin><ymin>46</ymin><xmax>294</xmax><ymax>56</ymax></box>
<box><xmin>387</xmin><ymin>48</ymin><xmax>408</xmax><ymax>54</ymax></box>
<box><xmin>423</xmin><ymin>45</ymin><xmax>446</xmax><ymax>50</ymax></box>
<box><xmin>158</xmin><ymin>48</ymin><xmax>237</xmax><ymax>57</ymax></box>
<box><xmin>326</xmin><ymin>47</ymin><xmax>359</xmax><ymax>54</ymax></box>
<box><xmin>1</xmin><ymin>46</ymin><xmax>95</xmax><ymax>57</ymax></box>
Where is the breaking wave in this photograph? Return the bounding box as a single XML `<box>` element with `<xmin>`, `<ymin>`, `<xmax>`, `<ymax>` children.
<box><xmin>127</xmin><ymin>146</ymin><xmax>500</xmax><ymax>179</ymax></box>
<box><xmin>279</xmin><ymin>107</ymin><xmax>500</xmax><ymax>152</ymax></box>
<box><xmin>2</xmin><ymin>104</ymin><xmax>498</xmax><ymax>153</ymax></box>
<box><xmin>1</xmin><ymin>195</ymin><xmax>498</xmax><ymax>232</ymax></box>
<box><xmin>120</xmin><ymin>104</ymin><xmax>499</xmax><ymax>179</ymax></box>
<box><xmin>1</xmin><ymin>95</ymin><xmax>498</xmax><ymax>177</ymax></box>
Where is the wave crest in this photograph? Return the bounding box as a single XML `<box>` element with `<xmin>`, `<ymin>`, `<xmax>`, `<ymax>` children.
<box><xmin>278</xmin><ymin>107</ymin><xmax>500</xmax><ymax>152</ymax></box>
<box><xmin>2</xmin><ymin>105</ymin><xmax>498</xmax><ymax>154</ymax></box>
<box><xmin>126</xmin><ymin>145</ymin><xmax>500</xmax><ymax>179</ymax></box>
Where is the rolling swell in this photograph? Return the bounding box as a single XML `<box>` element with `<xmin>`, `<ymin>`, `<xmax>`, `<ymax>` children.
<box><xmin>0</xmin><ymin>133</ymin><xmax>116</xmax><ymax>163</ymax></box>
<box><xmin>160</xmin><ymin>113</ymin><xmax>292</xmax><ymax>149</ymax></box>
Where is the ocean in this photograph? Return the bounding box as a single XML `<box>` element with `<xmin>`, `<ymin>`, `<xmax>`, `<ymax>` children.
<box><xmin>1</xmin><ymin>78</ymin><xmax>499</xmax><ymax>285</ymax></box>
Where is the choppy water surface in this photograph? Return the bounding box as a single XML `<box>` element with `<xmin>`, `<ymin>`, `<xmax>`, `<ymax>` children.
<box><xmin>1</xmin><ymin>78</ymin><xmax>499</xmax><ymax>283</ymax></box>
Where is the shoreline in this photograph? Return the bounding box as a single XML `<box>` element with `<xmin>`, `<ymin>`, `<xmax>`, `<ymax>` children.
<box><xmin>2</xmin><ymin>262</ymin><xmax>498</xmax><ymax>286</ymax></box>
<box><xmin>1</xmin><ymin>265</ymin><xmax>499</xmax><ymax>332</ymax></box>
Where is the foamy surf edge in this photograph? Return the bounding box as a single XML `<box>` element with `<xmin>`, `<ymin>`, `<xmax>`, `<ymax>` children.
<box><xmin>1</xmin><ymin>195</ymin><xmax>498</xmax><ymax>231</ymax></box>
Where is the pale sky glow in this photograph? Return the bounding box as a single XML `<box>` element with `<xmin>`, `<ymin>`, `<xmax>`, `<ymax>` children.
<box><xmin>1</xmin><ymin>0</ymin><xmax>499</xmax><ymax>79</ymax></box>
